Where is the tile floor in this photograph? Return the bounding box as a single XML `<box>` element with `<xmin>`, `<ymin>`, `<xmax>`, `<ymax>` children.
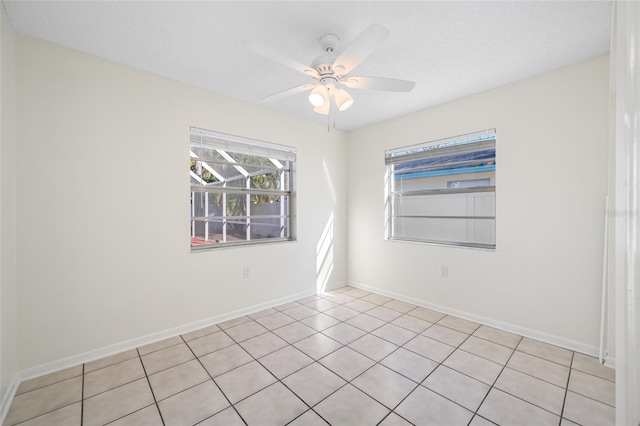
<box><xmin>4</xmin><ymin>286</ymin><xmax>616</xmax><ymax>426</ymax></box>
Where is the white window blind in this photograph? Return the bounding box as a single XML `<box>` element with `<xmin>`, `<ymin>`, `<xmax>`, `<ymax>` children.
<box><xmin>385</xmin><ymin>129</ymin><xmax>496</xmax><ymax>249</ymax></box>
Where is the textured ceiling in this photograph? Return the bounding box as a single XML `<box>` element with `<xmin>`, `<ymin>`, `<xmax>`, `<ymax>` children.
<box><xmin>4</xmin><ymin>1</ymin><xmax>612</xmax><ymax>131</ymax></box>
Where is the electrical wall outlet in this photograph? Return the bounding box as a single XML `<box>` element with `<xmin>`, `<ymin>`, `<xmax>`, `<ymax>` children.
<box><xmin>440</xmin><ymin>265</ymin><xmax>449</xmax><ymax>278</ymax></box>
<box><xmin>242</xmin><ymin>266</ymin><xmax>250</xmax><ymax>279</ymax></box>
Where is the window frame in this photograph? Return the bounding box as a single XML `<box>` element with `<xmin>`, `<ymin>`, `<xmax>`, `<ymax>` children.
<box><xmin>385</xmin><ymin>129</ymin><xmax>496</xmax><ymax>250</ymax></box>
<box><xmin>190</xmin><ymin>127</ymin><xmax>296</xmax><ymax>251</ymax></box>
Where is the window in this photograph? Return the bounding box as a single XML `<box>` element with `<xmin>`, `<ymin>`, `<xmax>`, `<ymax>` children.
<box><xmin>190</xmin><ymin>127</ymin><xmax>295</xmax><ymax>250</ymax></box>
<box><xmin>385</xmin><ymin>129</ymin><xmax>496</xmax><ymax>249</ymax></box>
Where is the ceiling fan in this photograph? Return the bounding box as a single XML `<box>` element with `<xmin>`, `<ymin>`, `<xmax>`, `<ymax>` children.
<box><xmin>248</xmin><ymin>24</ymin><xmax>416</xmax><ymax>116</ymax></box>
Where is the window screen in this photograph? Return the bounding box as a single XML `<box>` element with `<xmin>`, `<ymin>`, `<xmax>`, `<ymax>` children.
<box><xmin>190</xmin><ymin>127</ymin><xmax>295</xmax><ymax>250</ymax></box>
<box><xmin>385</xmin><ymin>129</ymin><xmax>496</xmax><ymax>249</ymax></box>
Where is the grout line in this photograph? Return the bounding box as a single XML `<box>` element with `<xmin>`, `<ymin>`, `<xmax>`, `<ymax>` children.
<box><xmin>512</xmin><ymin>348</ymin><xmax>575</xmax><ymax>370</ymax></box>
<box><xmin>558</xmin><ymin>351</ymin><xmax>575</xmax><ymax>425</ymax></box>
<box><xmin>309</xmin><ymin>289</ymin><xmax>427</xmax><ymax>423</ymax></box>
<box><xmin>396</xmin><ymin>322</ymin><xmax>561</xmax><ymax>423</ymax></box>
<box><xmin>292</xmin><ymin>301</ymin><xmax>434</xmax><ymax>423</ymax></box>
<box><xmin>449</xmin><ymin>346</ymin><xmax>509</xmax><ymax>367</ymax></box>
<box><xmin>323</xmin><ymin>306</ymin><xmax>461</xmax><ymax>424</ymax></box>
<box><xmin>466</xmin><ymin>333</ymin><xmax>520</xmax><ymax>351</ymax></box>
<box><xmin>136</xmin><ymin>348</ymin><xmax>166</xmax><ymax>426</ymax></box>
<box><xmin>505</xmin><ymin>358</ymin><xmax>571</xmax><ymax>389</ymax></box>
<box><xmin>398</xmin><ymin>322</ymin><xmax>482</xmax><ymax>421</ymax></box>
<box><xmin>466</xmin><ymin>344</ymin><xmax>585</xmax><ymax>422</ymax></box>
<box><xmin>82</xmin><ymin>353</ymin><xmax>195</xmax><ymax>401</ymax></box>
<box><xmin>283</xmin><ymin>408</ymin><xmax>325</xmax><ymax>426</ymax></box>
<box><xmin>142</xmin><ymin>356</ymin><xmax>197</xmax><ymax>380</ymax></box>
<box><xmin>5</xmin><ymin>401</ymin><xmax>81</xmax><ymax>426</ymax></box>
<box><xmin>468</xmin><ymin>335</ymin><xmax>523</xmax><ymax>425</ymax></box>
<box><xmin>80</xmin><ymin>363</ymin><xmax>84</xmax><ymax>426</ymax></box>
<box><xmin>484</xmin><ymin>380</ymin><xmax>562</xmax><ymax>419</ymax></box>
<box><xmin>137</xmin><ymin>340</ymin><xmax>184</xmax><ymax>358</ymax></box>
<box><xmin>179</xmin><ymin>334</ymin><xmax>249</xmax><ymax>426</ymax></box>
<box><xmin>77</xmin><ymin>377</ymin><xmax>145</xmax><ymax>401</ymax></box>
<box><xmin>83</xmin><ymin>353</ymin><xmax>139</xmax><ymax>374</ymax></box>
<box><xmin>376</xmin><ymin>411</ymin><xmax>415</xmax><ymax>426</ymax></box>
<box><xmin>265</xmin><ymin>295</ymin><xmax>406</xmax><ymax>423</ymax></box>
<box><xmin>10</xmin><ymin>372</ymin><xmax>83</xmax><ymax>397</ymax></box>
<box><xmin>216</xmin><ymin>290</ymin><xmax>357</xmax><ymax>420</ymax></box>
<box><xmin>216</xmin><ymin>324</ymin><xmax>327</xmax><ymax>424</ymax></box>
<box><xmin>563</xmin><ymin>389</ymin><xmax>616</xmax><ymax>409</ymax></box>
<box><xmin>569</xmin><ymin>365</ymin><xmax>616</xmax><ymax>384</ymax></box>
<box><xmin>103</xmin><ymin>405</ymin><xmax>161</xmax><ymax>426</ymax></box>
<box><xmin>223</xmin><ymin>320</ymin><xmax>359</xmax><ymax>417</ymax></box>
<box><xmin>181</xmin><ymin>327</ymin><xmax>223</xmax><ymax>343</ymax></box>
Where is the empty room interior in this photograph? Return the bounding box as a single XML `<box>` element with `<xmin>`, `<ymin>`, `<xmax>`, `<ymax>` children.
<box><xmin>1</xmin><ymin>1</ymin><xmax>638</xmax><ymax>425</ymax></box>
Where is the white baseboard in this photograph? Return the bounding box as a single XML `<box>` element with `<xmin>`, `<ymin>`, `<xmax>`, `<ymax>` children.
<box><xmin>604</xmin><ymin>355</ymin><xmax>616</xmax><ymax>369</ymax></box>
<box><xmin>324</xmin><ymin>281</ymin><xmax>349</xmax><ymax>291</ymax></box>
<box><xmin>347</xmin><ymin>281</ymin><xmax>608</xmax><ymax>361</ymax></box>
<box><xmin>1</xmin><ymin>287</ymin><xmax>316</xmax><ymax>423</ymax></box>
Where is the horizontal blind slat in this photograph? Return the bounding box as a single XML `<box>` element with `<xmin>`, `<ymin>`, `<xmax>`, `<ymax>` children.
<box><xmin>191</xmin><ymin>127</ymin><xmax>296</xmax><ymax>161</ymax></box>
<box><xmin>385</xmin><ymin>129</ymin><xmax>496</xmax><ymax>165</ymax></box>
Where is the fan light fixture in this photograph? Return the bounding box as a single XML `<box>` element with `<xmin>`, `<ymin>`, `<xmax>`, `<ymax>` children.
<box><xmin>334</xmin><ymin>88</ymin><xmax>353</xmax><ymax>111</ymax></box>
<box><xmin>308</xmin><ymin>83</ymin><xmax>353</xmax><ymax>113</ymax></box>
<box><xmin>314</xmin><ymin>102</ymin><xmax>330</xmax><ymax>115</ymax></box>
<box><xmin>309</xmin><ymin>85</ymin><xmax>327</xmax><ymax>107</ymax></box>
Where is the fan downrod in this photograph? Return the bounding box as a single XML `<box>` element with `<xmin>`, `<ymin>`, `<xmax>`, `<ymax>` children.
<box><xmin>318</xmin><ymin>33</ymin><xmax>339</xmax><ymax>52</ymax></box>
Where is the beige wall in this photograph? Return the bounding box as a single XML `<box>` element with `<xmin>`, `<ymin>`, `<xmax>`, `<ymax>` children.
<box><xmin>15</xmin><ymin>35</ymin><xmax>348</xmax><ymax>369</ymax></box>
<box><xmin>347</xmin><ymin>56</ymin><xmax>609</xmax><ymax>353</ymax></box>
<box><xmin>1</xmin><ymin>1</ymin><xmax>17</xmax><ymax>403</ymax></box>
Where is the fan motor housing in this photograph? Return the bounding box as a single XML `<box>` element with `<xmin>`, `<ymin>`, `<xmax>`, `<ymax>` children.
<box><xmin>311</xmin><ymin>53</ymin><xmax>338</xmax><ymax>76</ymax></box>
<box><xmin>312</xmin><ymin>33</ymin><xmax>340</xmax><ymax>76</ymax></box>
<box><xmin>315</xmin><ymin>63</ymin><xmax>334</xmax><ymax>75</ymax></box>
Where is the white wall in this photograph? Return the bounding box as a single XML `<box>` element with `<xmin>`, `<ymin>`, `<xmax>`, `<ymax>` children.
<box><xmin>8</xmin><ymin>31</ymin><xmax>610</xmax><ymax>373</ymax></box>
<box><xmin>0</xmin><ymin>1</ymin><xmax>17</xmax><ymax>405</ymax></box>
<box><xmin>347</xmin><ymin>56</ymin><xmax>609</xmax><ymax>351</ymax></box>
<box><xmin>15</xmin><ymin>35</ymin><xmax>347</xmax><ymax>369</ymax></box>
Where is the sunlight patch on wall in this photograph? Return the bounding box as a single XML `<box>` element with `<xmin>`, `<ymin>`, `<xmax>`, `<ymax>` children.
<box><xmin>316</xmin><ymin>212</ymin><xmax>334</xmax><ymax>293</ymax></box>
<box><xmin>323</xmin><ymin>159</ymin><xmax>336</xmax><ymax>203</ymax></box>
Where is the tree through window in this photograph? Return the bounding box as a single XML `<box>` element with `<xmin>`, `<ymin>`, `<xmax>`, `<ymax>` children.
<box><xmin>190</xmin><ymin>127</ymin><xmax>296</xmax><ymax>250</ymax></box>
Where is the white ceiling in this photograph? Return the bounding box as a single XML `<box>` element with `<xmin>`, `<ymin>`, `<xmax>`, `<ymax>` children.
<box><xmin>4</xmin><ymin>1</ymin><xmax>612</xmax><ymax>132</ymax></box>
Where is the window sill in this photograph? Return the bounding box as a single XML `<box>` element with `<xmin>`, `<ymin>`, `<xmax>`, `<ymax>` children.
<box><xmin>190</xmin><ymin>237</ymin><xmax>296</xmax><ymax>252</ymax></box>
<box><xmin>386</xmin><ymin>237</ymin><xmax>495</xmax><ymax>251</ymax></box>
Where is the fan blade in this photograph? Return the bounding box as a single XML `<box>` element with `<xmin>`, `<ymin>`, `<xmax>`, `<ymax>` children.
<box><xmin>248</xmin><ymin>42</ymin><xmax>319</xmax><ymax>79</ymax></box>
<box><xmin>342</xmin><ymin>76</ymin><xmax>415</xmax><ymax>92</ymax></box>
<box><xmin>333</xmin><ymin>24</ymin><xmax>390</xmax><ymax>75</ymax></box>
<box><xmin>261</xmin><ymin>83</ymin><xmax>318</xmax><ymax>102</ymax></box>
